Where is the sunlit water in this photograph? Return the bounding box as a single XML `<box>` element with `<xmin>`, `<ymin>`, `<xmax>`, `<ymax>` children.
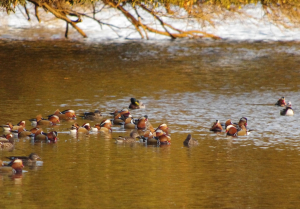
<box><xmin>1</xmin><ymin>39</ymin><xmax>300</xmax><ymax>208</ymax></box>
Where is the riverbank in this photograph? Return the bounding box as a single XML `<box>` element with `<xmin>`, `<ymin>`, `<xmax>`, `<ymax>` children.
<box><xmin>1</xmin><ymin>3</ymin><xmax>300</xmax><ymax>41</ymax></box>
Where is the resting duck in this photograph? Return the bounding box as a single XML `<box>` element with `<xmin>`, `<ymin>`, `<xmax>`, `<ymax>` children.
<box><xmin>210</xmin><ymin>120</ymin><xmax>223</xmax><ymax>132</ymax></box>
<box><xmin>82</xmin><ymin>110</ymin><xmax>102</xmax><ymax>120</ymax></box>
<box><xmin>183</xmin><ymin>134</ymin><xmax>198</xmax><ymax>147</ymax></box>
<box><xmin>115</xmin><ymin>130</ymin><xmax>140</xmax><ymax>143</ymax></box>
<box><xmin>34</xmin><ymin>130</ymin><xmax>58</xmax><ymax>142</ymax></box>
<box><xmin>275</xmin><ymin>97</ymin><xmax>286</xmax><ymax>107</ymax></box>
<box><xmin>6</xmin><ymin>153</ymin><xmax>41</xmax><ymax>166</ymax></box>
<box><xmin>49</xmin><ymin>109</ymin><xmax>76</xmax><ymax>120</ymax></box>
<box><xmin>280</xmin><ymin>101</ymin><xmax>294</xmax><ymax>116</ymax></box>
<box><xmin>129</xmin><ymin>98</ymin><xmax>146</xmax><ymax>109</ymax></box>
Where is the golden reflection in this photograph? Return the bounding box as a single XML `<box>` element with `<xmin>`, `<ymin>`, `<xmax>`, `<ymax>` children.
<box><xmin>0</xmin><ymin>40</ymin><xmax>300</xmax><ymax>208</ymax></box>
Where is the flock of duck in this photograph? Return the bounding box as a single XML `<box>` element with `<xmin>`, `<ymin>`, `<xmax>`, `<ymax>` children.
<box><xmin>0</xmin><ymin>96</ymin><xmax>294</xmax><ymax>174</ymax></box>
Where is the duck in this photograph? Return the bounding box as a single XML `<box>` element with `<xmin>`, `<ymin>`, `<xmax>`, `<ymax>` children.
<box><xmin>81</xmin><ymin>110</ymin><xmax>103</xmax><ymax>120</ymax></box>
<box><xmin>15</xmin><ymin>127</ymin><xmax>36</xmax><ymax>138</ymax></box>
<box><xmin>115</xmin><ymin>130</ymin><xmax>140</xmax><ymax>143</ymax></box>
<box><xmin>0</xmin><ymin>133</ymin><xmax>15</xmax><ymax>151</ymax></box>
<box><xmin>6</xmin><ymin>153</ymin><xmax>41</xmax><ymax>166</ymax></box>
<box><xmin>183</xmin><ymin>134</ymin><xmax>198</xmax><ymax>146</ymax></box>
<box><xmin>139</xmin><ymin>130</ymin><xmax>156</xmax><ymax>144</ymax></box>
<box><xmin>209</xmin><ymin>120</ymin><xmax>223</xmax><ymax>132</ymax></box>
<box><xmin>225</xmin><ymin>119</ymin><xmax>235</xmax><ymax>129</ymax></box>
<box><xmin>122</xmin><ymin>115</ymin><xmax>137</xmax><ymax>129</ymax></box>
<box><xmin>49</xmin><ymin>109</ymin><xmax>76</xmax><ymax>120</ymax></box>
<box><xmin>99</xmin><ymin>119</ymin><xmax>113</xmax><ymax>133</ymax></box>
<box><xmin>137</xmin><ymin>115</ymin><xmax>153</xmax><ymax>131</ymax></box>
<box><xmin>238</xmin><ymin>117</ymin><xmax>248</xmax><ymax>128</ymax></box>
<box><xmin>33</xmin><ymin>114</ymin><xmax>60</xmax><ymax>126</ymax></box>
<box><xmin>112</xmin><ymin>109</ymin><xmax>131</xmax><ymax>125</ymax></box>
<box><xmin>275</xmin><ymin>96</ymin><xmax>286</xmax><ymax>107</ymax></box>
<box><xmin>226</xmin><ymin>124</ymin><xmax>250</xmax><ymax>136</ymax></box>
<box><xmin>157</xmin><ymin>133</ymin><xmax>171</xmax><ymax>145</ymax></box>
<box><xmin>155</xmin><ymin>123</ymin><xmax>169</xmax><ymax>135</ymax></box>
<box><xmin>129</xmin><ymin>98</ymin><xmax>146</xmax><ymax>109</ymax></box>
<box><xmin>280</xmin><ymin>101</ymin><xmax>294</xmax><ymax>116</ymax></box>
<box><xmin>236</xmin><ymin>124</ymin><xmax>251</xmax><ymax>136</ymax></box>
<box><xmin>34</xmin><ymin>130</ymin><xmax>58</xmax><ymax>142</ymax></box>
<box><xmin>0</xmin><ymin>133</ymin><xmax>14</xmax><ymax>142</ymax></box>
<box><xmin>72</xmin><ymin>123</ymin><xmax>91</xmax><ymax>134</ymax></box>
<box><xmin>90</xmin><ymin>124</ymin><xmax>101</xmax><ymax>132</ymax></box>
<box><xmin>0</xmin><ymin>121</ymin><xmax>26</xmax><ymax>132</ymax></box>
<box><xmin>0</xmin><ymin>159</ymin><xmax>24</xmax><ymax>174</ymax></box>
<box><xmin>226</xmin><ymin>125</ymin><xmax>238</xmax><ymax>137</ymax></box>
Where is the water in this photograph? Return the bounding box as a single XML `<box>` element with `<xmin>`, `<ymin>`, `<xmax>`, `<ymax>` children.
<box><xmin>0</xmin><ymin>39</ymin><xmax>300</xmax><ymax>208</ymax></box>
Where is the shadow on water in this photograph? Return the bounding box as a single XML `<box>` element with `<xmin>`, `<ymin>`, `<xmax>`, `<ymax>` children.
<box><xmin>1</xmin><ymin>39</ymin><xmax>300</xmax><ymax>208</ymax></box>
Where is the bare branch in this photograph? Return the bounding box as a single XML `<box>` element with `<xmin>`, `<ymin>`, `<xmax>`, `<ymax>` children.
<box><xmin>24</xmin><ymin>4</ymin><xmax>30</xmax><ymax>20</ymax></box>
<box><xmin>106</xmin><ymin>1</ymin><xmax>145</xmax><ymax>39</ymax></box>
<box><xmin>27</xmin><ymin>0</ymin><xmax>87</xmax><ymax>38</ymax></box>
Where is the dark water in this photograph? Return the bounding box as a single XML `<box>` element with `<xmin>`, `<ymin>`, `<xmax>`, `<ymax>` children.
<box><xmin>0</xmin><ymin>39</ymin><xmax>300</xmax><ymax>208</ymax></box>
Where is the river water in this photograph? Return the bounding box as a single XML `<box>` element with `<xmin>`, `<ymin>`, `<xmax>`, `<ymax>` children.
<box><xmin>0</xmin><ymin>39</ymin><xmax>300</xmax><ymax>208</ymax></box>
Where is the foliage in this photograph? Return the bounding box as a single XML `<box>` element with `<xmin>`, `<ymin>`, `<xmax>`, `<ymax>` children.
<box><xmin>1</xmin><ymin>0</ymin><xmax>300</xmax><ymax>39</ymax></box>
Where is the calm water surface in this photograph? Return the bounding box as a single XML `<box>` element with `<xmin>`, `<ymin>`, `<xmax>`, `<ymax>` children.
<box><xmin>0</xmin><ymin>39</ymin><xmax>300</xmax><ymax>208</ymax></box>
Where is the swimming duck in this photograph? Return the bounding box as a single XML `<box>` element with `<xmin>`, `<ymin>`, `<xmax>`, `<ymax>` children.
<box><xmin>112</xmin><ymin>109</ymin><xmax>131</xmax><ymax>125</ymax></box>
<box><xmin>0</xmin><ymin>121</ymin><xmax>26</xmax><ymax>132</ymax></box>
<box><xmin>15</xmin><ymin>127</ymin><xmax>37</xmax><ymax>138</ymax></box>
<box><xmin>6</xmin><ymin>153</ymin><xmax>41</xmax><ymax>166</ymax></box>
<box><xmin>155</xmin><ymin>123</ymin><xmax>169</xmax><ymax>135</ymax></box>
<box><xmin>226</xmin><ymin>125</ymin><xmax>238</xmax><ymax>137</ymax></box>
<box><xmin>0</xmin><ymin>159</ymin><xmax>24</xmax><ymax>174</ymax></box>
<box><xmin>275</xmin><ymin>96</ymin><xmax>286</xmax><ymax>107</ymax></box>
<box><xmin>99</xmin><ymin>119</ymin><xmax>113</xmax><ymax>133</ymax></box>
<box><xmin>123</xmin><ymin>115</ymin><xmax>137</xmax><ymax>129</ymax></box>
<box><xmin>183</xmin><ymin>134</ymin><xmax>198</xmax><ymax>146</ymax></box>
<box><xmin>238</xmin><ymin>117</ymin><xmax>248</xmax><ymax>128</ymax></box>
<box><xmin>72</xmin><ymin>123</ymin><xmax>91</xmax><ymax>134</ymax></box>
<box><xmin>226</xmin><ymin>124</ymin><xmax>250</xmax><ymax>136</ymax></box>
<box><xmin>115</xmin><ymin>130</ymin><xmax>140</xmax><ymax>143</ymax></box>
<box><xmin>210</xmin><ymin>120</ymin><xmax>223</xmax><ymax>132</ymax></box>
<box><xmin>225</xmin><ymin>119</ymin><xmax>235</xmax><ymax>129</ymax></box>
<box><xmin>49</xmin><ymin>109</ymin><xmax>76</xmax><ymax>120</ymax></box>
<box><xmin>137</xmin><ymin>115</ymin><xmax>154</xmax><ymax>132</ymax></box>
<box><xmin>34</xmin><ymin>130</ymin><xmax>58</xmax><ymax>142</ymax></box>
<box><xmin>82</xmin><ymin>110</ymin><xmax>103</xmax><ymax>120</ymax></box>
<box><xmin>139</xmin><ymin>130</ymin><xmax>157</xmax><ymax>144</ymax></box>
<box><xmin>0</xmin><ymin>133</ymin><xmax>15</xmax><ymax>151</ymax></box>
<box><xmin>280</xmin><ymin>101</ymin><xmax>294</xmax><ymax>116</ymax></box>
<box><xmin>237</xmin><ymin>124</ymin><xmax>251</xmax><ymax>136</ymax></box>
<box><xmin>129</xmin><ymin>98</ymin><xmax>146</xmax><ymax>109</ymax></box>
<box><xmin>33</xmin><ymin>114</ymin><xmax>60</xmax><ymax>126</ymax></box>
<box><xmin>157</xmin><ymin>133</ymin><xmax>171</xmax><ymax>145</ymax></box>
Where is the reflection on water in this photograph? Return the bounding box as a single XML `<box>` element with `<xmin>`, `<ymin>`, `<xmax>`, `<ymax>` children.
<box><xmin>0</xmin><ymin>40</ymin><xmax>300</xmax><ymax>208</ymax></box>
